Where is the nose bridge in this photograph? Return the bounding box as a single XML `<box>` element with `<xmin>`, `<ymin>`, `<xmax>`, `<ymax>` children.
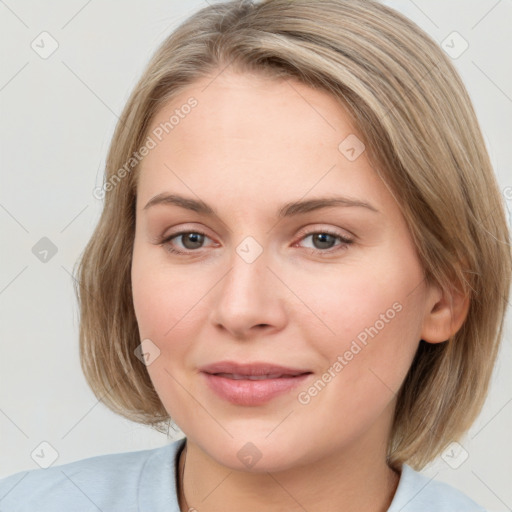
<box><xmin>221</xmin><ymin>236</ymin><xmax>271</xmax><ymax>307</ymax></box>
<box><xmin>208</xmin><ymin>234</ymin><xmax>286</xmax><ymax>336</ymax></box>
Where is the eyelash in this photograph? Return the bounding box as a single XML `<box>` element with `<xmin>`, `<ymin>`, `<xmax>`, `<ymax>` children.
<box><xmin>157</xmin><ymin>229</ymin><xmax>353</xmax><ymax>257</ymax></box>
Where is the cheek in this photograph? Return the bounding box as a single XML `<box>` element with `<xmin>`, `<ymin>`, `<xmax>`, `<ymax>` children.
<box><xmin>131</xmin><ymin>250</ymin><xmax>212</xmax><ymax>391</ymax></box>
<box><xmin>131</xmin><ymin>247</ymin><xmax>205</xmax><ymax>341</ymax></box>
<box><xmin>294</xmin><ymin>291</ymin><xmax>422</xmax><ymax>447</ymax></box>
<box><xmin>293</xmin><ymin>258</ymin><xmax>422</xmax><ymax>346</ymax></box>
<box><xmin>132</xmin><ymin>272</ymin><xmax>181</xmax><ymax>339</ymax></box>
<box><xmin>295</xmin><ymin>256</ymin><xmax>424</xmax><ymax>399</ymax></box>
<box><xmin>131</xmin><ymin>255</ymin><xmax>202</xmax><ymax>422</ymax></box>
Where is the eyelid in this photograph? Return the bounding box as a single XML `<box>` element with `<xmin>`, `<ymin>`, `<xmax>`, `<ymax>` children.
<box><xmin>157</xmin><ymin>223</ymin><xmax>355</xmax><ymax>257</ymax></box>
<box><xmin>293</xmin><ymin>229</ymin><xmax>354</xmax><ymax>255</ymax></box>
<box><xmin>294</xmin><ymin>223</ymin><xmax>355</xmax><ymax>241</ymax></box>
<box><xmin>158</xmin><ymin>223</ymin><xmax>215</xmax><ymax>241</ymax></box>
<box><xmin>160</xmin><ymin>229</ymin><xmax>213</xmax><ymax>245</ymax></box>
<box><xmin>159</xmin><ymin>223</ymin><xmax>357</xmax><ymax>239</ymax></box>
<box><xmin>159</xmin><ymin>222</ymin><xmax>355</xmax><ymax>242</ymax></box>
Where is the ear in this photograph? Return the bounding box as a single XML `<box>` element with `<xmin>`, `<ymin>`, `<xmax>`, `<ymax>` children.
<box><xmin>421</xmin><ymin>279</ymin><xmax>470</xmax><ymax>344</ymax></box>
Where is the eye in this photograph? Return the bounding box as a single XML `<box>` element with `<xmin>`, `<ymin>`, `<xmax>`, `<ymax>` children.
<box><xmin>157</xmin><ymin>228</ymin><xmax>353</xmax><ymax>256</ymax></box>
<box><xmin>295</xmin><ymin>230</ymin><xmax>353</xmax><ymax>256</ymax></box>
<box><xmin>159</xmin><ymin>230</ymin><xmax>214</xmax><ymax>255</ymax></box>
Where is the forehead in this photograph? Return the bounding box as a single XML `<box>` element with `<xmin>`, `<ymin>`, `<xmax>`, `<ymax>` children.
<box><xmin>149</xmin><ymin>71</ymin><xmax>354</xmax><ymax>148</ymax></box>
<box><xmin>136</xmin><ymin>70</ymin><xmax>392</xmax><ymax>215</ymax></box>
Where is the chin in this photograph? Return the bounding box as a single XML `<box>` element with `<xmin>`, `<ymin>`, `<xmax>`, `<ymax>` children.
<box><xmin>196</xmin><ymin>434</ymin><xmax>311</xmax><ymax>474</ymax></box>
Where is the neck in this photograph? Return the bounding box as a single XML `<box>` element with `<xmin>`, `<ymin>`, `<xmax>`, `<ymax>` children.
<box><xmin>177</xmin><ymin>424</ymin><xmax>400</xmax><ymax>512</ymax></box>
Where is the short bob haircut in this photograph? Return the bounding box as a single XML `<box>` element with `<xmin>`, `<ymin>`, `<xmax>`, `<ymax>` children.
<box><xmin>75</xmin><ymin>0</ymin><xmax>511</xmax><ymax>471</ymax></box>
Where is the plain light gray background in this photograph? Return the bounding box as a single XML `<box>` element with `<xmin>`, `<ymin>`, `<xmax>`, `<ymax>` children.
<box><xmin>0</xmin><ymin>1</ymin><xmax>511</xmax><ymax>510</ymax></box>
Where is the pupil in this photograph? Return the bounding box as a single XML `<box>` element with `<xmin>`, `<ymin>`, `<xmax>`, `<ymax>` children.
<box><xmin>183</xmin><ymin>233</ymin><xmax>204</xmax><ymax>249</ymax></box>
<box><xmin>314</xmin><ymin>233</ymin><xmax>334</xmax><ymax>249</ymax></box>
<box><xmin>180</xmin><ymin>233</ymin><xmax>335</xmax><ymax>250</ymax></box>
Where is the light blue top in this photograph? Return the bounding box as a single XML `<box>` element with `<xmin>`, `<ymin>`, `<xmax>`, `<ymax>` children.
<box><xmin>0</xmin><ymin>437</ymin><xmax>486</xmax><ymax>511</ymax></box>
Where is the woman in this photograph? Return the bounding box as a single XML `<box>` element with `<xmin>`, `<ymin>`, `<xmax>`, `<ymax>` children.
<box><xmin>1</xmin><ymin>1</ymin><xmax>509</xmax><ymax>510</ymax></box>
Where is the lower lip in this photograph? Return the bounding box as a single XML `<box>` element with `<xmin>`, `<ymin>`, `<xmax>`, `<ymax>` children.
<box><xmin>202</xmin><ymin>372</ymin><xmax>312</xmax><ymax>406</ymax></box>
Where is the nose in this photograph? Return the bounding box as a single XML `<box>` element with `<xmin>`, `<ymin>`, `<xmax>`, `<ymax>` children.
<box><xmin>208</xmin><ymin>243</ymin><xmax>288</xmax><ymax>340</ymax></box>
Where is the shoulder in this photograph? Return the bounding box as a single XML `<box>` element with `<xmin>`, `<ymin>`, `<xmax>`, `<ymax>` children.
<box><xmin>388</xmin><ymin>463</ymin><xmax>487</xmax><ymax>512</ymax></box>
<box><xmin>0</xmin><ymin>437</ymin><xmax>185</xmax><ymax>512</ymax></box>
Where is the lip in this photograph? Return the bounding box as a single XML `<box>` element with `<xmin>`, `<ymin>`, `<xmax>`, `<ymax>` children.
<box><xmin>199</xmin><ymin>361</ymin><xmax>313</xmax><ymax>406</ymax></box>
<box><xmin>199</xmin><ymin>361</ymin><xmax>311</xmax><ymax>377</ymax></box>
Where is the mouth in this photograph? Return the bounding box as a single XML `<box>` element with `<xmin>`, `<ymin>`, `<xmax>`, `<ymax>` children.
<box><xmin>199</xmin><ymin>360</ymin><xmax>311</xmax><ymax>377</ymax></box>
<box><xmin>199</xmin><ymin>361</ymin><xmax>313</xmax><ymax>406</ymax></box>
<box><xmin>211</xmin><ymin>372</ymin><xmax>306</xmax><ymax>380</ymax></box>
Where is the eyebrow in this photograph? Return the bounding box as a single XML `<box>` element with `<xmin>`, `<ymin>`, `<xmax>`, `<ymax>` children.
<box><xmin>143</xmin><ymin>193</ymin><xmax>380</xmax><ymax>218</ymax></box>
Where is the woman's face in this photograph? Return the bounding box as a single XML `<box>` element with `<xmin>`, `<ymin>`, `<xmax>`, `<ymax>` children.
<box><xmin>131</xmin><ymin>70</ymin><xmax>440</xmax><ymax>471</ymax></box>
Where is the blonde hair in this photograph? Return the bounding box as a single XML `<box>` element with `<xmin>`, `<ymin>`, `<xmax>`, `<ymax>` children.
<box><xmin>74</xmin><ymin>0</ymin><xmax>511</xmax><ymax>470</ymax></box>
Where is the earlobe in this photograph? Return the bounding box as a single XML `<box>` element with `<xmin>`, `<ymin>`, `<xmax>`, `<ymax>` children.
<box><xmin>421</xmin><ymin>281</ymin><xmax>471</xmax><ymax>344</ymax></box>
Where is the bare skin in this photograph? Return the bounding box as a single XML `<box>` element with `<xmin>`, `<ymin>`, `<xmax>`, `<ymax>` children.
<box><xmin>131</xmin><ymin>68</ymin><xmax>469</xmax><ymax>512</ymax></box>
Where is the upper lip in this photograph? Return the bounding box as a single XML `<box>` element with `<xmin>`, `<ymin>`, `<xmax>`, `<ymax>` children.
<box><xmin>199</xmin><ymin>361</ymin><xmax>311</xmax><ymax>377</ymax></box>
